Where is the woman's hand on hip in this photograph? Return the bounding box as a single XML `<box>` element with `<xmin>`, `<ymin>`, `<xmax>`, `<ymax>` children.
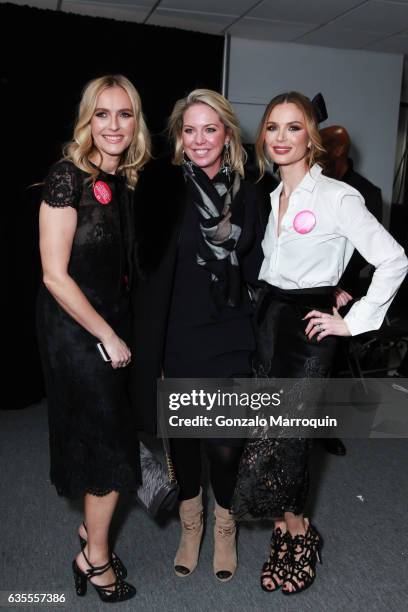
<box><xmin>334</xmin><ymin>286</ymin><xmax>353</xmax><ymax>309</ymax></box>
<box><xmin>102</xmin><ymin>334</ymin><xmax>132</xmax><ymax>369</ymax></box>
<box><xmin>303</xmin><ymin>307</ymin><xmax>351</xmax><ymax>341</ymax></box>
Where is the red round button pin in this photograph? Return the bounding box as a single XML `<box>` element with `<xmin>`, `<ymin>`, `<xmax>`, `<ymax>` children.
<box><xmin>93</xmin><ymin>181</ymin><xmax>112</xmax><ymax>205</ymax></box>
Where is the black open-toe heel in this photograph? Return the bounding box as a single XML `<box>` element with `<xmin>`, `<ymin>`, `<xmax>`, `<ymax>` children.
<box><xmin>282</xmin><ymin>521</ymin><xmax>323</xmax><ymax>596</ymax></box>
<box><xmin>78</xmin><ymin>521</ymin><xmax>127</xmax><ymax>579</ymax></box>
<box><xmin>72</xmin><ymin>549</ymin><xmax>136</xmax><ymax>603</ymax></box>
<box><xmin>260</xmin><ymin>527</ymin><xmax>290</xmax><ymax>593</ymax></box>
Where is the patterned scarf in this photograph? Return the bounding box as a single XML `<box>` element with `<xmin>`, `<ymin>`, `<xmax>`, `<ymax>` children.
<box><xmin>182</xmin><ymin>159</ymin><xmax>245</xmax><ymax>309</ymax></box>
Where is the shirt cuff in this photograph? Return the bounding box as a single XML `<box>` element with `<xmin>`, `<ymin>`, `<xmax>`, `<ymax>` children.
<box><xmin>343</xmin><ymin>299</ymin><xmax>385</xmax><ymax>336</ymax></box>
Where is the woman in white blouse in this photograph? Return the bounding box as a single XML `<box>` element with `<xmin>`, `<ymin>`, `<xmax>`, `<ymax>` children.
<box><xmin>232</xmin><ymin>91</ymin><xmax>408</xmax><ymax>596</ymax></box>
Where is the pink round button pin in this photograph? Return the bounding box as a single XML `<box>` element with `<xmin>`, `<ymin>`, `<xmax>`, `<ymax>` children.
<box><xmin>293</xmin><ymin>210</ymin><xmax>316</xmax><ymax>234</ymax></box>
<box><xmin>93</xmin><ymin>181</ymin><xmax>112</xmax><ymax>205</ymax></box>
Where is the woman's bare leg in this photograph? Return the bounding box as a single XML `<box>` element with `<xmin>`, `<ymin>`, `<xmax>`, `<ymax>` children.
<box><xmin>75</xmin><ymin>491</ymin><xmax>119</xmax><ymax>589</ymax></box>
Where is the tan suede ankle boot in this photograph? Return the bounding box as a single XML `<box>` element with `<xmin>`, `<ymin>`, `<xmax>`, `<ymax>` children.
<box><xmin>174</xmin><ymin>489</ymin><xmax>203</xmax><ymax>577</ymax></box>
<box><xmin>213</xmin><ymin>501</ymin><xmax>237</xmax><ymax>582</ymax></box>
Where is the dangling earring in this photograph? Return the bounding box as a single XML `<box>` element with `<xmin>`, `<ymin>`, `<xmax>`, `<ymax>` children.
<box><xmin>220</xmin><ymin>141</ymin><xmax>232</xmax><ymax>177</ymax></box>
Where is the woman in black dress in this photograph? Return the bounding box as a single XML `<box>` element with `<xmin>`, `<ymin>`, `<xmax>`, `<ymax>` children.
<box><xmin>37</xmin><ymin>75</ymin><xmax>150</xmax><ymax>602</ymax></box>
<box><xmin>231</xmin><ymin>92</ymin><xmax>408</xmax><ymax>595</ymax></box>
<box><xmin>130</xmin><ymin>89</ymin><xmax>266</xmax><ymax>581</ymax></box>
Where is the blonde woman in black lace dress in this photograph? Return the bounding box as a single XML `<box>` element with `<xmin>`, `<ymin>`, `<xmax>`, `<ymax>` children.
<box><xmin>37</xmin><ymin>75</ymin><xmax>150</xmax><ymax>603</ymax></box>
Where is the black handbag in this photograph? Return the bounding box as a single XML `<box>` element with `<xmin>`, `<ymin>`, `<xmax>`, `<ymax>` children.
<box><xmin>135</xmin><ymin>433</ymin><xmax>179</xmax><ymax>517</ymax></box>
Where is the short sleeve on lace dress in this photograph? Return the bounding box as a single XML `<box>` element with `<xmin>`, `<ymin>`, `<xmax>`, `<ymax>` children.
<box><xmin>42</xmin><ymin>160</ymin><xmax>82</xmax><ymax>209</ymax></box>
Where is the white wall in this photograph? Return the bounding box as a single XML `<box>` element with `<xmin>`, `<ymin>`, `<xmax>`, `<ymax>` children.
<box><xmin>228</xmin><ymin>37</ymin><xmax>403</xmax><ymax>224</ymax></box>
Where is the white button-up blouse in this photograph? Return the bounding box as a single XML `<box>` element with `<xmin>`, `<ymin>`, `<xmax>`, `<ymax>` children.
<box><xmin>259</xmin><ymin>164</ymin><xmax>408</xmax><ymax>336</ymax></box>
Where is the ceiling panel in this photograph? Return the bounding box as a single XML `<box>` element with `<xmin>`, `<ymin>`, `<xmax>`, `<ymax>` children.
<box><xmin>228</xmin><ymin>18</ymin><xmax>318</xmax><ymax>41</ymax></box>
<box><xmin>248</xmin><ymin>0</ymin><xmax>366</xmax><ymax>25</ymax></box>
<box><xmin>76</xmin><ymin>0</ymin><xmax>156</xmax><ymax>6</ymax></box>
<box><xmin>297</xmin><ymin>23</ymin><xmax>388</xmax><ymax>48</ymax></box>
<box><xmin>6</xmin><ymin>0</ymin><xmax>408</xmax><ymax>58</ymax></box>
<box><xmin>332</xmin><ymin>0</ymin><xmax>408</xmax><ymax>34</ymax></box>
<box><xmin>146</xmin><ymin>9</ymin><xmax>233</xmax><ymax>33</ymax></box>
<box><xmin>62</xmin><ymin>1</ymin><xmax>150</xmax><ymax>22</ymax></box>
<box><xmin>366</xmin><ymin>33</ymin><xmax>408</xmax><ymax>52</ymax></box>
<box><xmin>160</xmin><ymin>0</ymin><xmax>257</xmax><ymax>15</ymax></box>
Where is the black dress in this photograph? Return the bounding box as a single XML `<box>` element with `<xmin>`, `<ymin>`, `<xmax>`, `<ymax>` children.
<box><xmin>164</xmin><ymin>192</ymin><xmax>255</xmax><ymax>378</ymax></box>
<box><xmin>36</xmin><ymin>160</ymin><xmax>141</xmax><ymax>499</ymax></box>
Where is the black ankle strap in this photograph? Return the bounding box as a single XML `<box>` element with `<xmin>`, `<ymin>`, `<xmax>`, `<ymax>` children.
<box><xmin>81</xmin><ymin>548</ymin><xmax>111</xmax><ymax>577</ymax></box>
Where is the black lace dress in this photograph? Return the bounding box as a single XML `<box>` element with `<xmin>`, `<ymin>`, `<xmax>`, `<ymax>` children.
<box><xmin>36</xmin><ymin>160</ymin><xmax>141</xmax><ymax>499</ymax></box>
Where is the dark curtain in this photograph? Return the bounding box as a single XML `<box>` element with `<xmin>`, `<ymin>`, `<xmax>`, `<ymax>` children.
<box><xmin>1</xmin><ymin>3</ymin><xmax>224</xmax><ymax>408</ymax></box>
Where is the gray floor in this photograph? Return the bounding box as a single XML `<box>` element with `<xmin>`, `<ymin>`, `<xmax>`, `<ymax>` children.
<box><xmin>1</xmin><ymin>401</ymin><xmax>407</xmax><ymax>612</ymax></box>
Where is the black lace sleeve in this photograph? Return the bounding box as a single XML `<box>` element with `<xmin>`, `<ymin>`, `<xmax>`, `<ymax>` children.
<box><xmin>42</xmin><ymin>160</ymin><xmax>82</xmax><ymax>209</ymax></box>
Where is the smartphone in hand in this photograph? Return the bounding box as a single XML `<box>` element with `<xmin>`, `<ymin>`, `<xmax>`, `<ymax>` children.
<box><xmin>96</xmin><ymin>342</ymin><xmax>111</xmax><ymax>362</ymax></box>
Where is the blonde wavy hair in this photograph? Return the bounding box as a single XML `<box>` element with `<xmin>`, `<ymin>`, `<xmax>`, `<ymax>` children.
<box><xmin>63</xmin><ymin>75</ymin><xmax>151</xmax><ymax>189</ymax></box>
<box><xmin>168</xmin><ymin>89</ymin><xmax>246</xmax><ymax>177</ymax></box>
<box><xmin>255</xmin><ymin>91</ymin><xmax>325</xmax><ymax>179</ymax></box>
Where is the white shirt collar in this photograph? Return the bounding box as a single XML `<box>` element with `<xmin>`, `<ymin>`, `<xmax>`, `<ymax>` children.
<box><xmin>298</xmin><ymin>163</ymin><xmax>322</xmax><ymax>193</ymax></box>
<box><xmin>272</xmin><ymin>163</ymin><xmax>323</xmax><ymax>200</ymax></box>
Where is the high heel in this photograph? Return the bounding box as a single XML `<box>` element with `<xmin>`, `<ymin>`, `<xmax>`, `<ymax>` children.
<box><xmin>72</xmin><ymin>560</ymin><xmax>87</xmax><ymax>597</ymax></box>
<box><xmin>260</xmin><ymin>527</ymin><xmax>290</xmax><ymax>592</ymax></box>
<box><xmin>72</xmin><ymin>549</ymin><xmax>136</xmax><ymax>603</ymax></box>
<box><xmin>78</xmin><ymin>521</ymin><xmax>127</xmax><ymax>579</ymax></box>
<box><xmin>282</xmin><ymin>520</ymin><xmax>323</xmax><ymax>596</ymax></box>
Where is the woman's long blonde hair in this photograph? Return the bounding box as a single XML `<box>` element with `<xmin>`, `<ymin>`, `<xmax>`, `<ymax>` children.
<box><xmin>168</xmin><ymin>89</ymin><xmax>246</xmax><ymax>177</ymax></box>
<box><xmin>63</xmin><ymin>75</ymin><xmax>151</xmax><ymax>189</ymax></box>
<box><xmin>255</xmin><ymin>91</ymin><xmax>325</xmax><ymax>179</ymax></box>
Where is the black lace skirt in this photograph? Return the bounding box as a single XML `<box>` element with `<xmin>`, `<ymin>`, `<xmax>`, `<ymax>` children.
<box><xmin>231</xmin><ymin>284</ymin><xmax>338</xmax><ymax>520</ymax></box>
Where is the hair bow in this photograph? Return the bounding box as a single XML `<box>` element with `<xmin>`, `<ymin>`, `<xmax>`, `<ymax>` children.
<box><xmin>311</xmin><ymin>93</ymin><xmax>328</xmax><ymax>124</ymax></box>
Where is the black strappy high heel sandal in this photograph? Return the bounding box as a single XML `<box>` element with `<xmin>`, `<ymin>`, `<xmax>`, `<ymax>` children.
<box><xmin>282</xmin><ymin>521</ymin><xmax>323</xmax><ymax>596</ymax></box>
<box><xmin>72</xmin><ymin>548</ymin><xmax>136</xmax><ymax>603</ymax></box>
<box><xmin>260</xmin><ymin>527</ymin><xmax>291</xmax><ymax>592</ymax></box>
<box><xmin>78</xmin><ymin>521</ymin><xmax>127</xmax><ymax>579</ymax></box>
